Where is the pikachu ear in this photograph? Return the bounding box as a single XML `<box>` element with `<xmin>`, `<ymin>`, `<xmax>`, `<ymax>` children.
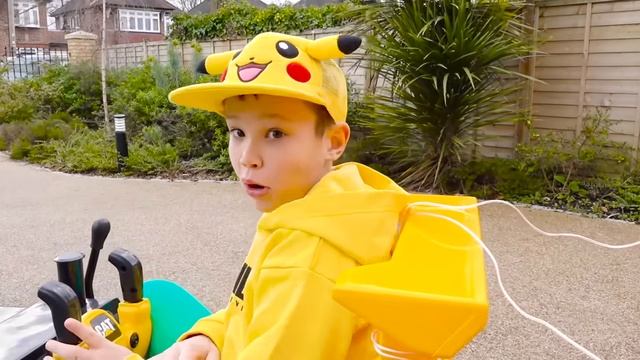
<box><xmin>307</xmin><ymin>35</ymin><xmax>362</xmax><ymax>60</ymax></box>
<box><xmin>196</xmin><ymin>50</ymin><xmax>237</xmax><ymax>75</ymax></box>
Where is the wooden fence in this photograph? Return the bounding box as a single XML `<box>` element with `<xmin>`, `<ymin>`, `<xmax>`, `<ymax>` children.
<box><xmin>104</xmin><ymin>0</ymin><xmax>640</xmax><ymax>157</ymax></box>
<box><xmin>105</xmin><ymin>28</ymin><xmax>368</xmax><ymax>94</ymax></box>
<box><xmin>474</xmin><ymin>0</ymin><xmax>640</xmax><ymax>157</ymax></box>
<box><xmin>533</xmin><ymin>0</ymin><xmax>640</xmax><ymax>151</ymax></box>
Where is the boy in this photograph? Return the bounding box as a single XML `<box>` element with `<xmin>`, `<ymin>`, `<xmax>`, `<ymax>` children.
<box><xmin>46</xmin><ymin>32</ymin><xmax>414</xmax><ymax>359</ymax></box>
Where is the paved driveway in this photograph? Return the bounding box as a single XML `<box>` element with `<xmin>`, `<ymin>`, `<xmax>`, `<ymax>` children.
<box><xmin>1</xmin><ymin>154</ymin><xmax>638</xmax><ymax>359</ymax></box>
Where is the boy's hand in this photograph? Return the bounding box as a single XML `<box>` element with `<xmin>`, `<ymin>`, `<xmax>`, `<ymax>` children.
<box><xmin>44</xmin><ymin>318</ymin><xmax>133</xmax><ymax>359</ymax></box>
<box><xmin>150</xmin><ymin>335</ymin><xmax>220</xmax><ymax>360</ymax></box>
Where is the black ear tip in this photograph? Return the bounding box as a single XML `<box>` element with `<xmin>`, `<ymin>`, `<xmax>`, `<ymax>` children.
<box><xmin>337</xmin><ymin>35</ymin><xmax>362</xmax><ymax>55</ymax></box>
<box><xmin>196</xmin><ymin>59</ymin><xmax>208</xmax><ymax>74</ymax></box>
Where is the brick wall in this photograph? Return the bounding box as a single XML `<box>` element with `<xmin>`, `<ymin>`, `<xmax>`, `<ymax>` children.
<box><xmin>14</xmin><ymin>2</ymin><xmax>66</xmax><ymax>48</ymax></box>
<box><xmin>65</xmin><ymin>31</ymin><xmax>98</xmax><ymax>65</ymax></box>
<box><xmin>111</xmin><ymin>31</ymin><xmax>166</xmax><ymax>46</ymax></box>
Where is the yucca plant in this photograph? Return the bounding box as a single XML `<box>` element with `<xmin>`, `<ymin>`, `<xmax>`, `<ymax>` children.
<box><xmin>350</xmin><ymin>0</ymin><xmax>535</xmax><ymax>191</ymax></box>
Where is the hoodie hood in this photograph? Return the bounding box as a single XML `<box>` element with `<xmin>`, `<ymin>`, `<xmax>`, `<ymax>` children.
<box><xmin>258</xmin><ymin>162</ymin><xmax>410</xmax><ymax>265</ymax></box>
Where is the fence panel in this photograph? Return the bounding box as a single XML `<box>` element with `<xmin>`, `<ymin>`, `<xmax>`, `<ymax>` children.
<box><xmin>535</xmin><ymin>0</ymin><xmax>640</xmax><ymax>152</ymax></box>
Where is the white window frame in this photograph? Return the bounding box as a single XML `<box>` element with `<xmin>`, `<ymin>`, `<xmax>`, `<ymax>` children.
<box><xmin>14</xmin><ymin>1</ymin><xmax>40</xmax><ymax>28</ymax></box>
<box><xmin>66</xmin><ymin>14</ymin><xmax>80</xmax><ymax>30</ymax></box>
<box><xmin>164</xmin><ymin>14</ymin><xmax>172</xmax><ymax>35</ymax></box>
<box><xmin>47</xmin><ymin>2</ymin><xmax>61</xmax><ymax>31</ymax></box>
<box><xmin>119</xmin><ymin>9</ymin><xmax>160</xmax><ymax>33</ymax></box>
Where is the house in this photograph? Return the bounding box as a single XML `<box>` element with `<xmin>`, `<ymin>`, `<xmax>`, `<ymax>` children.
<box><xmin>50</xmin><ymin>0</ymin><xmax>178</xmax><ymax>46</ymax></box>
<box><xmin>1</xmin><ymin>0</ymin><xmax>67</xmax><ymax>53</ymax></box>
<box><xmin>189</xmin><ymin>0</ymin><xmax>267</xmax><ymax>14</ymax></box>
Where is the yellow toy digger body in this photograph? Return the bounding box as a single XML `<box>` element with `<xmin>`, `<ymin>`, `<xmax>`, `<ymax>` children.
<box><xmin>334</xmin><ymin>195</ymin><xmax>488</xmax><ymax>359</ymax></box>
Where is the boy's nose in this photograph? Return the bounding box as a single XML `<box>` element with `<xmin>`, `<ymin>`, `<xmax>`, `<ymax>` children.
<box><xmin>241</xmin><ymin>159</ymin><xmax>262</xmax><ymax>169</ymax></box>
<box><xmin>240</xmin><ymin>148</ymin><xmax>262</xmax><ymax>169</ymax></box>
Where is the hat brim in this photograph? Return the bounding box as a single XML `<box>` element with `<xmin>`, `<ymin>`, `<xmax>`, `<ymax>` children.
<box><xmin>168</xmin><ymin>82</ymin><xmax>327</xmax><ymax>116</ymax></box>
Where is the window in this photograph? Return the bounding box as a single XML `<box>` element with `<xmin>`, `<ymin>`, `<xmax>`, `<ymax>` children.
<box><xmin>14</xmin><ymin>1</ymin><xmax>39</xmax><ymax>27</ymax></box>
<box><xmin>119</xmin><ymin>9</ymin><xmax>160</xmax><ymax>33</ymax></box>
<box><xmin>47</xmin><ymin>2</ymin><xmax>61</xmax><ymax>30</ymax></box>
<box><xmin>68</xmin><ymin>15</ymin><xmax>80</xmax><ymax>30</ymax></box>
<box><xmin>164</xmin><ymin>14</ymin><xmax>172</xmax><ymax>35</ymax></box>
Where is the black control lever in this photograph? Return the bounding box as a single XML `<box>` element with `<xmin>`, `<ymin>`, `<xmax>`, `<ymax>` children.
<box><xmin>54</xmin><ymin>252</ymin><xmax>86</xmax><ymax>311</ymax></box>
<box><xmin>108</xmin><ymin>248</ymin><xmax>143</xmax><ymax>303</ymax></box>
<box><xmin>37</xmin><ymin>281</ymin><xmax>82</xmax><ymax>345</ymax></box>
<box><xmin>85</xmin><ymin>218</ymin><xmax>110</xmax><ymax>300</ymax></box>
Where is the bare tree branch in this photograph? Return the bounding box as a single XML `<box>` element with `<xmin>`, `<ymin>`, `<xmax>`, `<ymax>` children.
<box><xmin>175</xmin><ymin>0</ymin><xmax>202</xmax><ymax>11</ymax></box>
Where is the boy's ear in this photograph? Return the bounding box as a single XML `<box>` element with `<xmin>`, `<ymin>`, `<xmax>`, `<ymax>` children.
<box><xmin>326</xmin><ymin>122</ymin><xmax>351</xmax><ymax>161</ymax></box>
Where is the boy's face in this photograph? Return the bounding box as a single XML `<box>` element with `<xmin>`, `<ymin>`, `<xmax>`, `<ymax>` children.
<box><xmin>224</xmin><ymin>95</ymin><xmax>349</xmax><ymax>212</ymax></box>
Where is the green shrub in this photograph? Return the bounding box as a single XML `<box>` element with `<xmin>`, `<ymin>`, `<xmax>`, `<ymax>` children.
<box><xmin>124</xmin><ymin>126</ymin><xmax>181</xmax><ymax>176</ymax></box>
<box><xmin>0</xmin><ymin>64</ymin><xmax>102</xmax><ymax>127</ymax></box>
<box><xmin>447</xmin><ymin>158</ymin><xmax>545</xmax><ymax>200</ymax></box>
<box><xmin>443</xmin><ymin>107</ymin><xmax>640</xmax><ymax>222</ymax></box>
<box><xmin>37</xmin><ymin>63</ymin><xmax>103</xmax><ymax>125</ymax></box>
<box><xmin>170</xmin><ymin>1</ymin><xmax>353</xmax><ymax>41</ymax></box>
<box><xmin>109</xmin><ymin>61</ymin><xmax>167</xmax><ymax>132</ymax></box>
<box><xmin>10</xmin><ymin>136</ymin><xmax>32</xmax><ymax>160</ymax></box>
<box><xmin>28</xmin><ymin>141</ymin><xmax>57</xmax><ymax>164</ymax></box>
<box><xmin>109</xmin><ymin>51</ymin><xmax>215</xmax><ymax>137</ymax></box>
<box><xmin>208</xmin><ymin>121</ymin><xmax>232</xmax><ymax>172</ymax></box>
<box><xmin>0</xmin><ymin>122</ymin><xmax>31</xmax><ymax>150</ymax></box>
<box><xmin>173</xmin><ymin>107</ymin><xmax>228</xmax><ymax>158</ymax></box>
<box><xmin>0</xmin><ymin>44</ymin><xmax>232</xmax><ymax>180</ymax></box>
<box><xmin>0</xmin><ymin>80</ymin><xmax>38</xmax><ymax>124</ymax></box>
<box><xmin>50</xmin><ymin>111</ymin><xmax>86</xmax><ymax>130</ymax></box>
<box><xmin>350</xmin><ymin>0</ymin><xmax>533</xmax><ymax>191</ymax></box>
<box><xmin>184</xmin><ymin>152</ymin><xmax>234</xmax><ymax>178</ymax></box>
<box><xmin>125</xmin><ymin>143</ymin><xmax>181</xmax><ymax>176</ymax></box>
<box><xmin>339</xmin><ymin>81</ymin><xmax>390</xmax><ymax>168</ymax></box>
<box><xmin>34</xmin><ymin>128</ymin><xmax>118</xmax><ymax>173</ymax></box>
<box><xmin>0</xmin><ymin>111</ymin><xmax>84</xmax><ymax>158</ymax></box>
<box><xmin>516</xmin><ymin>107</ymin><xmax>632</xmax><ymax>191</ymax></box>
<box><xmin>31</xmin><ymin>118</ymin><xmax>72</xmax><ymax>141</ymax></box>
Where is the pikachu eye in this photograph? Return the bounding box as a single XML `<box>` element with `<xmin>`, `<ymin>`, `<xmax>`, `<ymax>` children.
<box><xmin>276</xmin><ymin>41</ymin><xmax>298</xmax><ymax>59</ymax></box>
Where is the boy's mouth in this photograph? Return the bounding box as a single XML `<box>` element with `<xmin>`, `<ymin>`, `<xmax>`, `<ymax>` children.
<box><xmin>242</xmin><ymin>180</ymin><xmax>270</xmax><ymax>198</ymax></box>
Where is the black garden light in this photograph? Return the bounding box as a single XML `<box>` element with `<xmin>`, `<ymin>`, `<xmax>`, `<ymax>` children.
<box><xmin>114</xmin><ymin>114</ymin><xmax>129</xmax><ymax>172</ymax></box>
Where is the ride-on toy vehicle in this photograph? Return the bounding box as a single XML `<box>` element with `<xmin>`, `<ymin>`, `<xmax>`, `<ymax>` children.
<box><xmin>0</xmin><ymin>219</ymin><xmax>211</xmax><ymax>360</ymax></box>
<box><xmin>0</xmin><ymin>194</ymin><xmax>489</xmax><ymax>359</ymax></box>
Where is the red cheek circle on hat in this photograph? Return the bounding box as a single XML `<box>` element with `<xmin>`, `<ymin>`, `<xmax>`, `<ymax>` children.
<box><xmin>220</xmin><ymin>68</ymin><xmax>228</xmax><ymax>82</ymax></box>
<box><xmin>286</xmin><ymin>62</ymin><xmax>311</xmax><ymax>83</ymax></box>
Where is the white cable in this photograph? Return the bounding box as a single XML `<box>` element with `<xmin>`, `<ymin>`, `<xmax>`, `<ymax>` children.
<box><xmin>417</xmin><ymin>211</ymin><xmax>603</xmax><ymax>360</ymax></box>
<box><xmin>371</xmin><ymin>330</ymin><xmax>418</xmax><ymax>359</ymax></box>
<box><xmin>409</xmin><ymin>199</ymin><xmax>640</xmax><ymax>249</ymax></box>
<box><xmin>370</xmin><ymin>199</ymin><xmax>638</xmax><ymax>359</ymax></box>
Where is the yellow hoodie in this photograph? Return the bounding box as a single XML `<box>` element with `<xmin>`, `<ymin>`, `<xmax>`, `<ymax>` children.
<box><xmin>178</xmin><ymin>162</ymin><xmax>420</xmax><ymax>359</ymax></box>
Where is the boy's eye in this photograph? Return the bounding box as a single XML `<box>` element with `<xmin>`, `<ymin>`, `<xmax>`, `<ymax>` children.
<box><xmin>230</xmin><ymin>128</ymin><xmax>245</xmax><ymax>138</ymax></box>
<box><xmin>267</xmin><ymin>129</ymin><xmax>285</xmax><ymax>139</ymax></box>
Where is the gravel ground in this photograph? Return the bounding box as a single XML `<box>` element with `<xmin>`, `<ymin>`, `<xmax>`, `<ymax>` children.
<box><xmin>1</xmin><ymin>153</ymin><xmax>638</xmax><ymax>359</ymax></box>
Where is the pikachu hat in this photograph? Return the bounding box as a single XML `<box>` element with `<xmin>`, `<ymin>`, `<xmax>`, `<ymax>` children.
<box><xmin>168</xmin><ymin>32</ymin><xmax>362</xmax><ymax>122</ymax></box>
